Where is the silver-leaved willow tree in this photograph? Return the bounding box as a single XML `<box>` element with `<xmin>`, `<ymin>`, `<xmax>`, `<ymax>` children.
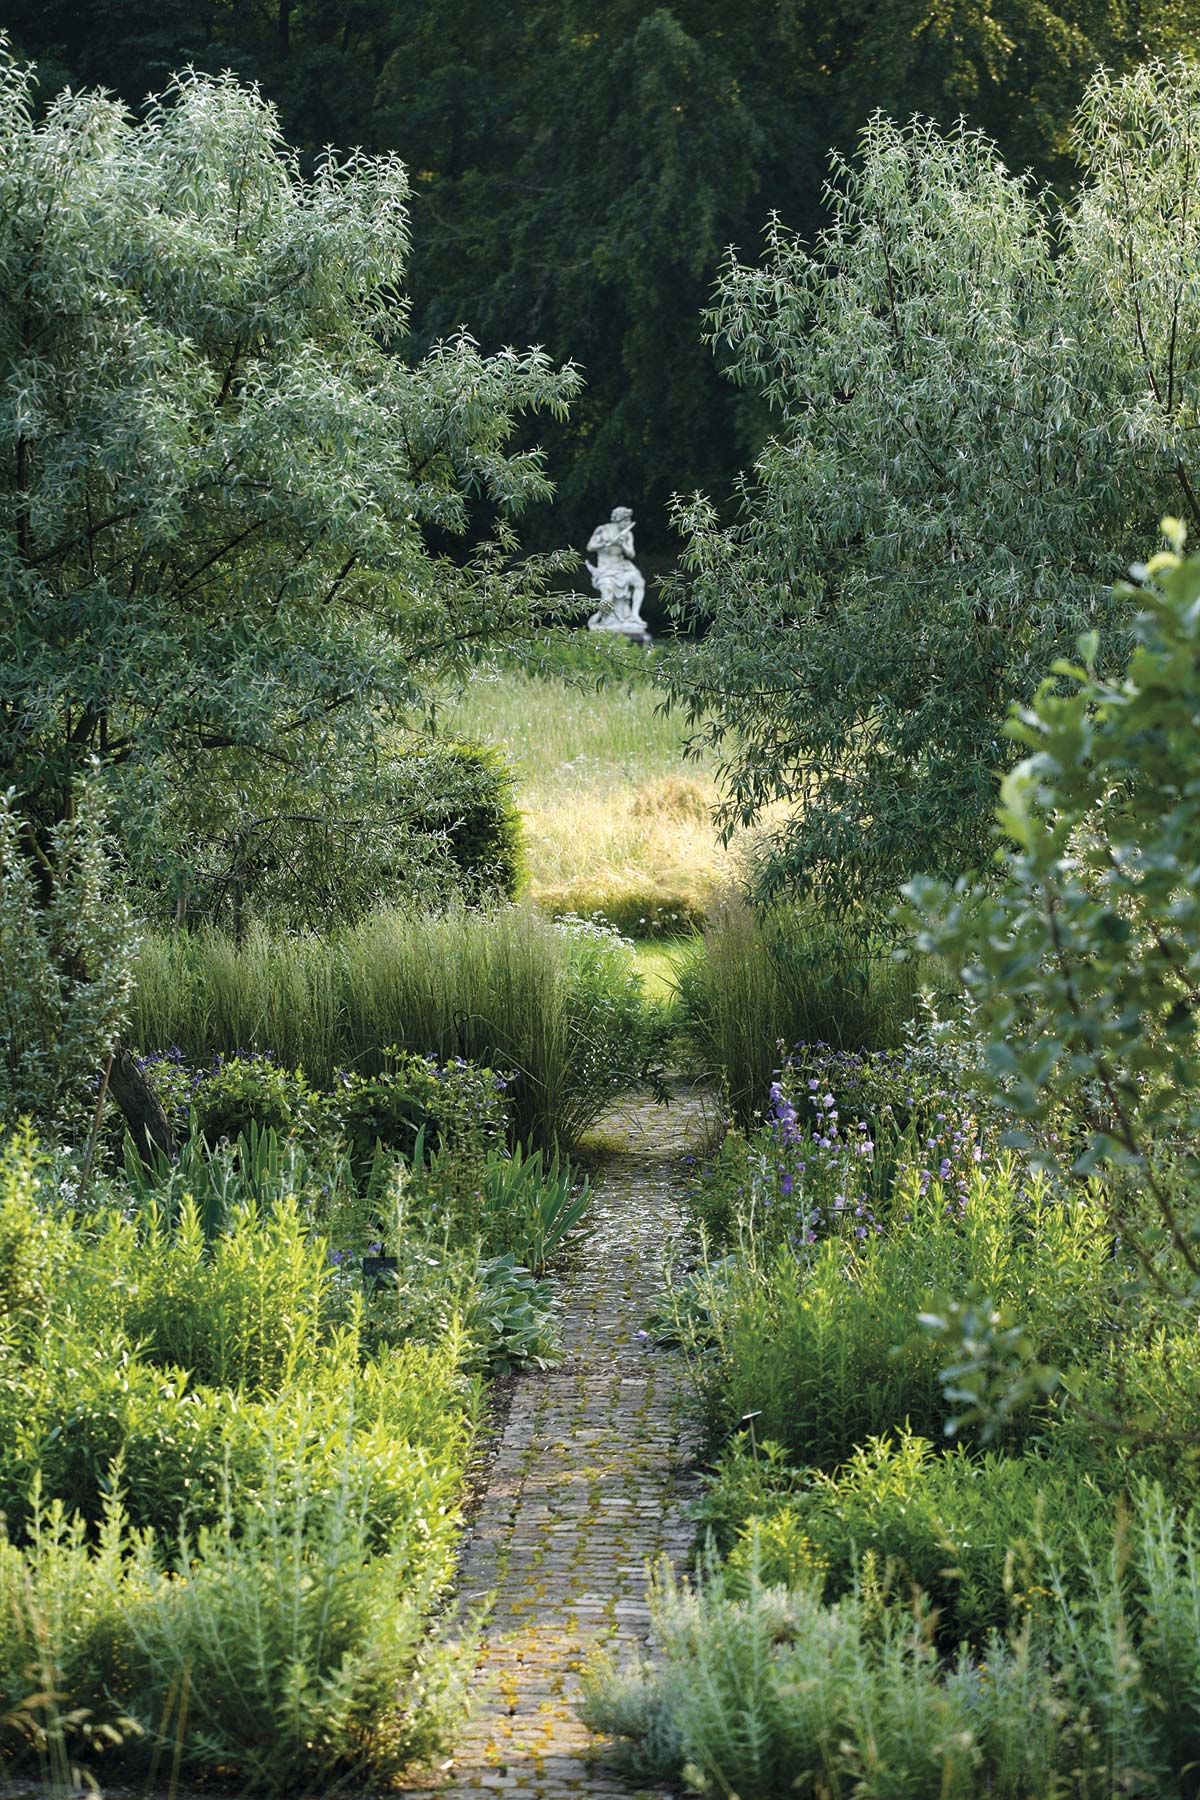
<box><xmin>0</xmin><ymin>47</ymin><xmax>579</xmax><ymax>1143</ymax></box>
<box><xmin>660</xmin><ymin>57</ymin><xmax>1200</xmax><ymax>917</ymax></box>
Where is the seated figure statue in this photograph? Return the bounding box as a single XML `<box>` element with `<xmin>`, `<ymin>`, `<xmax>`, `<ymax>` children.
<box><xmin>586</xmin><ymin>505</ymin><xmax>649</xmax><ymax>639</ymax></box>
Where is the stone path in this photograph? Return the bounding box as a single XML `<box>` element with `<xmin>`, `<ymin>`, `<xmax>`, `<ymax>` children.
<box><xmin>407</xmin><ymin>1086</ymin><xmax>712</xmax><ymax>1799</ymax></box>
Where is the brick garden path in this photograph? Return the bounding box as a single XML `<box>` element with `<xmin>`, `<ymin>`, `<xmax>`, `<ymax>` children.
<box><xmin>410</xmin><ymin>1085</ymin><xmax>712</xmax><ymax>1799</ymax></box>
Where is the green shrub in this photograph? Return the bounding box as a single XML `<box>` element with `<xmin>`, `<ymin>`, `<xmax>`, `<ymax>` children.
<box><xmin>0</xmin><ymin>1132</ymin><xmax>56</xmax><ymax>1345</ymax></box>
<box><xmin>128</xmin><ymin>1049</ymin><xmax>508</xmax><ymax>1198</ymax></box>
<box><xmin>582</xmin><ymin>1551</ymin><xmax>1071</xmax><ymax>1800</ymax></box>
<box><xmin>0</xmin><ymin>1471</ymin><xmax>477</xmax><ymax>1792</ymax></box>
<box><xmin>907</xmin><ymin>535</ymin><xmax>1200</xmax><ymax>1447</ymax></box>
<box><xmin>133</xmin><ymin>731</ymin><xmax>524</xmax><ymax>937</ymax></box>
<box><xmin>1</xmin><ymin>1343</ymin><xmax>242</xmax><ymax>1543</ymax></box>
<box><xmin>0</xmin><ymin>1146</ymin><xmax>478</xmax><ymax>1550</ymax></box>
<box><xmin>0</xmin><ymin>1127</ymin><xmax>481</xmax><ymax>1795</ymax></box>
<box><xmin>675</xmin><ymin>893</ymin><xmax>947</xmax><ymax>1127</ymax></box>
<box><xmin>331</xmin><ymin>1052</ymin><xmax>507</xmax><ymax>1176</ymax></box>
<box><xmin>586</xmin><ymin>1490</ymin><xmax>1200</xmax><ymax>1800</ymax></box>
<box><xmin>108</xmin><ymin>1195</ymin><xmax>329</xmax><ymax>1394</ymax></box>
<box><xmin>0</xmin><ymin>1494</ymin><xmax>153</xmax><ymax>1775</ymax></box>
<box><xmin>0</xmin><ymin>784</ymin><xmax>136</xmax><ymax>1141</ymax></box>
<box><xmin>186</xmin><ymin>1054</ymin><xmax>323</xmax><ymax>1146</ymax></box>
<box><xmin>720</xmin><ymin>1431</ymin><xmax>1111</xmax><ymax>1647</ymax></box>
<box><xmin>686</xmin><ymin>1157</ymin><xmax>1111</xmax><ymax>1465</ymax></box>
<box><xmin>123</xmin><ymin>1456</ymin><xmax>476</xmax><ymax>1791</ymax></box>
<box><xmin>2</xmin><ymin>1324</ymin><xmax>476</xmax><ymax>1555</ymax></box>
<box><xmin>398</xmin><ymin>738</ymin><xmax>525</xmax><ymax>903</ymax></box>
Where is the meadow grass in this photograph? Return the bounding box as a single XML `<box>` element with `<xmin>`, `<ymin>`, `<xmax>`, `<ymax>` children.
<box><xmin>431</xmin><ymin>657</ymin><xmax>737</xmax><ymax>933</ymax></box>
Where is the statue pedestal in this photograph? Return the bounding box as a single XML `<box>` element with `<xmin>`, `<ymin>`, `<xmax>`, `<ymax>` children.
<box><xmin>587</xmin><ymin>615</ymin><xmax>652</xmax><ymax>647</ymax></box>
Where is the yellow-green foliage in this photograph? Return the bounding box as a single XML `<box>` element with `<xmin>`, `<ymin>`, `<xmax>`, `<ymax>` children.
<box><xmin>0</xmin><ymin>1132</ymin><xmax>478</xmax><ymax>1789</ymax></box>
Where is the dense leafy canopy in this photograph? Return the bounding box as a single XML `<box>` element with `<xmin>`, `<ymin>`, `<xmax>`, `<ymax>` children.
<box><xmin>10</xmin><ymin>1</ymin><xmax>1199</xmax><ymax>556</ymax></box>
<box><xmin>902</xmin><ymin>532</ymin><xmax>1200</xmax><ymax>1444</ymax></box>
<box><xmin>662</xmin><ymin>60</ymin><xmax>1200</xmax><ymax>911</ymax></box>
<box><xmin>909</xmin><ymin>530</ymin><xmax>1200</xmax><ymax>1249</ymax></box>
<box><xmin>0</xmin><ymin>54</ymin><xmax>577</xmax><ymax>893</ymax></box>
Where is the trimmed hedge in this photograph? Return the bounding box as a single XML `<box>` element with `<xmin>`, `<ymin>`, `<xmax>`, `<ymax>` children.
<box><xmin>399</xmin><ymin>739</ymin><xmax>525</xmax><ymax>903</ymax></box>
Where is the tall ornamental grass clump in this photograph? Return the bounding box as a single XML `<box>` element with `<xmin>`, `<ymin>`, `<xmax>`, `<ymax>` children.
<box><xmin>674</xmin><ymin>894</ymin><xmax>946</xmax><ymax>1126</ymax></box>
<box><xmin>131</xmin><ymin>905</ymin><xmax>649</xmax><ymax>1149</ymax></box>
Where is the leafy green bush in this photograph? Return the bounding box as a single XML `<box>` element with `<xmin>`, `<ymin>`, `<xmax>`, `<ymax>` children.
<box><xmin>331</xmin><ymin>1052</ymin><xmax>507</xmax><ymax>1175</ymax></box>
<box><xmin>585</xmin><ymin>1489</ymin><xmax>1200</xmax><ymax>1799</ymax></box>
<box><xmin>0</xmin><ymin>1471</ymin><xmax>477</xmax><ymax>1791</ymax></box>
<box><xmin>719</xmin><ymin>1431</ymin><xmax>1110</xmax><ymax>1647</ymax></box>
<box><xmin>0</xmin><ymin>1495</ymin><xmax>153</xmax><ymax>1775</ymax></box>
<box><xmin>0</xmin><ymin>785</ymin><xmax>136</xmax><ymax>1140</ymax></box>
<box><xmin>103</xmin><ymin>1195</ymin><xmax>329</xmax><ymax>1394</ymax></box>
<box><xmin>123</xmin><ymin>1457</ymin><xmax>477</xmax><ymax>1791</ymax></box>
<box><xmin>582</xmin><ymin>1551</ymin><xmax>1070</xmax><ymax>1799</ymax></box>
<box><xmin>0</xmin><ymin>1338</ymin><xmax>234</xmax><ymax>1541</ymax></box>
<box><xmin>685</xmin><ymin>1156</ymin><xmax>1110</xmax><ymax>1465</ymax></box>
<box><xmin>0</xmin><ymin>1133</ymin><xmax>478</xmax><ymax>1547</ymax></box>
<box><xmin>0</xmin><ymin>1132</ymin><xmax>55</xmax><ymax>1345</ymax></box>
<box><xmin>185</xmin><ymin>1054</ymin><xmax>321</xmax><ymax>1146</ymax></box>
<box><xmin>397</xmin><ymin>738</ymin><xmax>526</xmax><ymax>904</ymax></box>
<box><xmin>144</xmin><ymin>737</ymin><xmax>526</xmax><ymax>935</ymax></box>
<box><xmin>908</xmin><ymin>532</ymin><xmax>1200</xmax><ymax>1445</ymax></box>
<box><xmin>131</xmin><ymin>1048</ymin><xmax>507</xmax><ymax>1188</ymax></box>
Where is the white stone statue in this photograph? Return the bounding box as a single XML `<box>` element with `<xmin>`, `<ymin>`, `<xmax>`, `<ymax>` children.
<box><xmin>586</xmin><ymin>505</ymin><xmax>649</xmax><ymax>638</ymax></box>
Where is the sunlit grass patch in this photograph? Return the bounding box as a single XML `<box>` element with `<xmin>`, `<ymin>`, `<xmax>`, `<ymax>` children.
<box><xmin>631</xmin><ymin>936</ymin><xmax>692</xmax><ymax>1006</ymax></box>
<box><xmin>431</xmin><ymin>662</ymin><xmax>739</xmax><ymax>933</ymax></box>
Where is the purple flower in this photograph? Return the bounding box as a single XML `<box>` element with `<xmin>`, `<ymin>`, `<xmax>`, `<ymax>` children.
<box><xmin>780</xmin><ymin>1171</ymin><xmax>794</xmax><ymax>1197</ymax></box>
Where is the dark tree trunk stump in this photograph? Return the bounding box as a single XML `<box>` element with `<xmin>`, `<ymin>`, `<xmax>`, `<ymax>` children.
<box><xmin>108</xmin><ymin>1043</ymin><xmax>177</xmax><ymax>1163</ymax></box>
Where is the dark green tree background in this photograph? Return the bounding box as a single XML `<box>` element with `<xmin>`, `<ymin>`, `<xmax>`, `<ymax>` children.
<box><xmin>8</xmin><ymin>1</ymin><xmax>1198</xmax><ymax>555</ymax></box>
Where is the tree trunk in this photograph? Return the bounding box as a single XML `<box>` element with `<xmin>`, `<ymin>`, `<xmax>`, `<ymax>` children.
<box><xmin>108</xmin><ymin>1043</ymin><xmax>178</xmax><ymax>1163</ymax></box>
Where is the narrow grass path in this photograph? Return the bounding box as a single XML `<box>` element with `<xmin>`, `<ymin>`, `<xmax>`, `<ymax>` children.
<box><xmin>407</xmin><ymin>1086</ymin><xmax>712</xmax><ymax>1799</ymax></box>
